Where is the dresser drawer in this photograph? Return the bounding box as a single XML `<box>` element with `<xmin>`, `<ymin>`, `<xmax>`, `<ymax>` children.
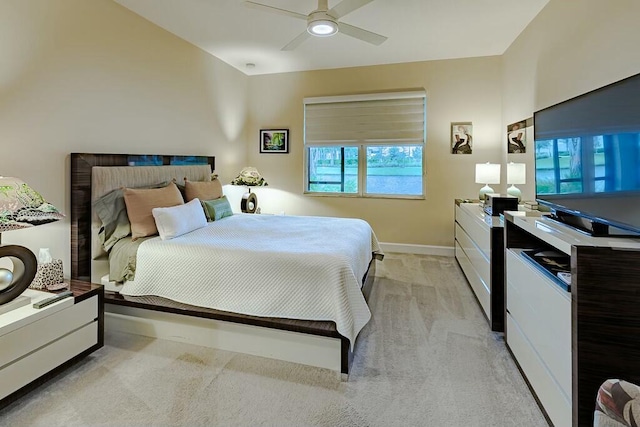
<box><xmin>507</xmin><ymin>313</ymin><xmax>571</xmax><ymax>427</ymax></box>
<box><xmin>506</xmin><ymin>249</ymin><xmax>571</xmax><ymax>398</ymax></box>
<box><xmin>0</xmin><ymin>296</ymin><xmax>98</xmax><ymax>368</ymax></box>
<box><xmin>455</xmin><ymin>242</ymin><xmax>490</xmax><ymax>319</ymax></box>
<box><xmin>455</xmin><ymin>204</ymin><xmax>490</xmax><ymax>259</ymax></box>
<box><xmin>0</xmin><ymin>322</ymin><xmax>98</xmax><ymax>400</ymax></box>
<box><xmin>455</xmin><ymin>223</ymin><xmax>491</xmax><ymax>288</ymax></box>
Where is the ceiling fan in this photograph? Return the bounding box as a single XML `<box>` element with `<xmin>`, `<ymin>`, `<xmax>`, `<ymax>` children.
<box><xmin>244</xmin><ymin>0</ymin><xmax>387</xmax><ymax>50</ymax></box>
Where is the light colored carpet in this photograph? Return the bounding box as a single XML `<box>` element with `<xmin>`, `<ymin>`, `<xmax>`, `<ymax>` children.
<box><xmin>0</xmin><ymin>253</ymin><xmax>548</xmax><ymax>427</ymax></box>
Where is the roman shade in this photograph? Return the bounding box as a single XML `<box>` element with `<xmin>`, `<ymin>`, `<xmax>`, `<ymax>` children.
<box><xmin>304</xmin><ymin>90</ymin><xmax>426</xmax><ymax>145</ymax></box>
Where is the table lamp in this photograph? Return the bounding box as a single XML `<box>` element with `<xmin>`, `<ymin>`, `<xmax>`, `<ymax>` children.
<box><xmin>507</xmin><ymin>162</ymin><xmax>526</xmax><ymax>202</ymax></box>
<box><xmin>0</xmin><ymin>176</ymin><xmax>64</xmax><ymax>311</ymax></box>
<box><xmin>231</xmin><ymin>167</ymin><xmax>268</xmax><ymax>213</ymax></box>
<box><xmin>475</xmin><ymin>163</ymin><xmax>501</xmax><ymax>201</ymax></box>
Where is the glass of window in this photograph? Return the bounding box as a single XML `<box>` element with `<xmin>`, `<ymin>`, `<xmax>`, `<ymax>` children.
<box><xmin>307</xmin><ymin>146</ymin><xmax>358</xmax><ymax>194</ymax></box>
<box><xmin>365</xmin><ymin>145</ymin><xmax>423</xmax><ymax>196</ymax></box>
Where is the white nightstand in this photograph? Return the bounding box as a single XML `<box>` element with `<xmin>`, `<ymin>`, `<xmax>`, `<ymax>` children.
<box><xmin>0</xmin><ymin>282</ymin><xmax>103</xmax><ymax>407</ymax></box>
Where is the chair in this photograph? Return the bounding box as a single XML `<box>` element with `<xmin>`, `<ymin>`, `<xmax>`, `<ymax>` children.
<box><xmin>595</xmin><ymin>379</ymin><xmax>640</xmax><ymax>427</ymax></box>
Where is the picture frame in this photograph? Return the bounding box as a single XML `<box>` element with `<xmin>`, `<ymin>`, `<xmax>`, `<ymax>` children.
<box><xmin>260</xmin><ymin>129</ymin><xmax>289</xmax><ymax>153</ymax></box>
<box><xmin>451</xmin><ymin>122</ymin><xmax>473</xmax><ymax>154</ymax></box>
<box><xmin>507</xmin><ymin>118</ymin><xmax>532</xmax><ymax>154</ymax></box>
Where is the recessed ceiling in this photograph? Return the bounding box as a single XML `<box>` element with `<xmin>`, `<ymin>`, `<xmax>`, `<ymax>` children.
<box><xmin>113</xmin><ymin>0</ymin><xmax>549</xmax><ymax>76</ymax></box>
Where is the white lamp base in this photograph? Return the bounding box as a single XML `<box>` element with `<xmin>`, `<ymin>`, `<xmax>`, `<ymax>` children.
<box><xmin>478</xmin><ymin>184</ymin><xmax>494</xmax><ymax>201</ymax></box>
<box><xmin>507</xmin><ymin>184</ymin><xmax>522</xmax><ymax>202</ymax></box>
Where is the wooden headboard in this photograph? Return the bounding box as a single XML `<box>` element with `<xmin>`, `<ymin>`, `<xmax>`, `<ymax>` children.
<box><xmin>70</xmin><ymin>153</ymin><xmax>215</xmax><ymax>281</ymax></box>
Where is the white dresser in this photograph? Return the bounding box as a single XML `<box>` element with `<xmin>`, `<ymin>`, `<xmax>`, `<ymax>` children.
<box><xmin>454</xmin><ymin>200</ymin><xmax>505</xmax><ymax>331</ymax></box>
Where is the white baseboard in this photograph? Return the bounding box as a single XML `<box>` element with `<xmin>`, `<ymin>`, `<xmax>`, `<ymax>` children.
<box><xmin>379</xmin><ymin>242</ymin><xmax>454</xmax><ymax>257</ymax></box>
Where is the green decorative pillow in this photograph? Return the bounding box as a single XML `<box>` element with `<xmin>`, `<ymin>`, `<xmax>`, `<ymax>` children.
<box><xmin>94</xmin><ymin>189</ymin><xmax>132</xmax><ymax>253</ymax></box>
<box><xmin>201</xmin><ymin>196</ymin><xmax>233</xmax><ymax>221</ymax></box>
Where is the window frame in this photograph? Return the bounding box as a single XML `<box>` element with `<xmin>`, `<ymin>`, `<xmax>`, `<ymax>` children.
<box><xmin>303</xmin><ymin>91</ymin><xmax>426</xmax><ymax>199</ymax></box>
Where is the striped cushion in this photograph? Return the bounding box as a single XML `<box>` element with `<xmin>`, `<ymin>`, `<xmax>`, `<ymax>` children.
<box><xmin>596</xmin><ymin>379</ymin><xmax>640</xmax><ymax>427</ymax></box>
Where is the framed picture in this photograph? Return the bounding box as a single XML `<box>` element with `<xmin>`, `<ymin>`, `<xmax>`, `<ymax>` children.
<box><xmin>451</xmin><ymin>122</ymin><xmax>473</xmax><ymax>154</ymax></box>
<box><xmin>507</xmin><ymin>118</ymin><xmax>532</xmax><ymax>154</ymax></box>
<box><xmin>260</xmin><ymin>129</ymin><xmax>289</xmax><ymax>153</ymax></box>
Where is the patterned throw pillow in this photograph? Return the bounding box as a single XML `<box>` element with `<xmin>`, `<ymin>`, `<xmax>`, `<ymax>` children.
<box><xmin>201</xmin><ymin>196</ymin><xmax>233</xmax><ymax>221</ymax></box>
<box><xmin>596</xmin><ymin>379</ymin><xmax>640</xmax><ymax>427</ymax></box>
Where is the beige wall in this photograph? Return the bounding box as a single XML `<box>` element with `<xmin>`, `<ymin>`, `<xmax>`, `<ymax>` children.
<box><xmin>247</xmin><ymin>57</ymin><xmax>504</xmax><ymax>248</ymax></box>
<box><xmin>502</xmin><ymin>0</ymin><xmax>640</xmax><ymax>201</ymax></box>
<box><xmin>0</xmin><ymin>0</ymin><xmax>249</xmax><ymax>275</ymax></box>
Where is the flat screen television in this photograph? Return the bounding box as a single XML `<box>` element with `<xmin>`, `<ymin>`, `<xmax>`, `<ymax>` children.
<box><xmin>533</xmin><ymin>72</ymin><xmax>640</xmax><ymax>236</ymax></box>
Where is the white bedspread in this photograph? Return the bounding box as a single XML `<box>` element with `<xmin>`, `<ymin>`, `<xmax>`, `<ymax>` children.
<box><xmin>120</xmin><ymin>214</ymin><xmax>381</xmax><ymax>347</ymax></box>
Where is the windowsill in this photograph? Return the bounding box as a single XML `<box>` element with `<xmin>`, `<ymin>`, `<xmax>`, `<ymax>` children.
<box><xmin>303</xmin><ymin>192</ymin><xmax>425</xmax><ymax>200</ymax></box>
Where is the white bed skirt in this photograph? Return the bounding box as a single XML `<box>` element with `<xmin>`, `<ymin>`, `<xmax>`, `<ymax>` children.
<box><xmin>105</xmin><ymin>304</ymin><xmax>344</xmax><ymax>375</ymax></box>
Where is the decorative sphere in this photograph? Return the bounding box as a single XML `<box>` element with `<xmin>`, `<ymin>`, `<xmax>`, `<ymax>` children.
<box><xmin>248</xmin><ymin>201</ymin><xmax>255</xmax><ymax>211</ymax></box>
<box><xmin>0</xmin><ymin>268</ymin><xmax>14</xmax><ymax>291</ymax></box>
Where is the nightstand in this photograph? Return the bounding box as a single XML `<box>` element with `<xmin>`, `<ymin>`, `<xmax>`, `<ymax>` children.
<box><xmin>0</xmin><ymin>281</ymin><xmax>103</xmax><ymax>408</ymax></box>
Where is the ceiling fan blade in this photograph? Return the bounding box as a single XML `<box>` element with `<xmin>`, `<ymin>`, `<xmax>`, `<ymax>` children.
<box><xmin>329</xmin><ymin>0</ymin><xmax>373</xmax><ymax>19</ymax></box>
<box><xmin>281</xmin><ymin>30</ymin><xmax>312</xmax><ymax>51</ymax></box>
<box><xmin>338</xmin><ymin>22</ymin><xmax>387</xmax><ymax>45</ymax></box>
<box><xmin>244</xmin><ymin>1</ymin><xmax>307</xmax><ymax>20</ymax></box>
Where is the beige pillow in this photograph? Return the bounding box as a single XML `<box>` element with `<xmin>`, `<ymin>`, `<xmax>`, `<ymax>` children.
<box><xmin>184</xmin><ymin>179</ymin><xmax>223</xmax><ymax>202</ymax></box>
<box><xmin>124</xmin><ymin>182</ymin><xmax>184</xmax><ymax>240</ymax></box>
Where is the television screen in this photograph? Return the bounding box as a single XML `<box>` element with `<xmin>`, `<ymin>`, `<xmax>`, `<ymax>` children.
<box><xmin>534</xmin><ymin>73</ymin><xmax>640</xmax><ymax>235</ymax></box>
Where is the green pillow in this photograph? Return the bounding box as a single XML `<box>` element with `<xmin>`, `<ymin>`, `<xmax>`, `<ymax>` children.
<box><xmin>94</xmin><ymin>188</ymin><xmax>132</xmax><ymax>252</ymax></box>
<box><xmin>201</xmin><ymin>196</ymin><xmax>233</xmax><ymax>221</ymax></box>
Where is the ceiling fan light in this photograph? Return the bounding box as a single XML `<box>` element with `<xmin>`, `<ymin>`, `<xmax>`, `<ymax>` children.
<box><xmin>307</xmin><ymin>19</ymin><xmax>338</xmax><ymax>36</ymax></box>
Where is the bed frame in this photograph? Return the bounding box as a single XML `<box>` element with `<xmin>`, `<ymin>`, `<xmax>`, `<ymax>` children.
<box><xmin>70</xmin><ymin>153</ymin><xmax>376</xmax><ymax>376</ymax></box>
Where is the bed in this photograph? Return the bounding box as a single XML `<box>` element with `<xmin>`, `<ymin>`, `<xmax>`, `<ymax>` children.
<box><xmin>70</xmin><ymin>153</ymin><xmax>382</xmax><ymax>375</ymax></box>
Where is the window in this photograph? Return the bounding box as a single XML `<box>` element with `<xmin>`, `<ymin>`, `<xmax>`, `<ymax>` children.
<box><xmin>304</xmin><ymin>91</ymin><xmax>426</xmax><ymax>198</ymax></box>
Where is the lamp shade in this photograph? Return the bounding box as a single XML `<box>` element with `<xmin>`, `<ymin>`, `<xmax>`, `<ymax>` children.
<box><xmin>231</xmin><ymin>167</ymin><xmax>268</xmax><ymax>187</ymax></box>
<box><xmin>0</xmin><ymin>176</ymin><xmax>63</xmax><ymax>307</ymax></box>
<box><xmin>475</xmin><ymin>163</ymin><xmax>501</xmax><ymax>184</ymax></box>
<box><xmin>507</xmin><ymin>163</ymin><xmax>526</xmax><ymax>185</ymax></box>
<box><xmin>0</xmin><ymin>176</ymin><xmax>64</xmax><ymax>232</ymax></box>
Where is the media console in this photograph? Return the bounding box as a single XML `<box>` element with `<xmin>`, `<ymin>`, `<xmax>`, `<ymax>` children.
<box><xmin>504</xmin><ymin>210</ymin><xmax>640</xmax><ymax>427</ymax></box>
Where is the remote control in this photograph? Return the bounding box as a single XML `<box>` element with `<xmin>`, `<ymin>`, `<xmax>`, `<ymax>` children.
<box><xmin>33</xmin><ymin>290</ymin><xmax>74</xmax><ymax>309</ymax></box>
<box><xmin>557</xmin><ymin>272</ymin><xmax>572</xmax><ymax>285</ymax></box>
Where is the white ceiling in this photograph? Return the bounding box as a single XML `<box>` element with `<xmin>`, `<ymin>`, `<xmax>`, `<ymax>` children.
<box><xmin>113</xmin><ymin>0</ymin><xmax>549</xmax><ymax>76</ymax></box>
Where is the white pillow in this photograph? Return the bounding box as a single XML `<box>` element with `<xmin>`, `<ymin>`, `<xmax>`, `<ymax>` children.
<box><xmin>152</xmin><ymin>198</ymin><xmax>207</xmax><ymax>240</ymax></box>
